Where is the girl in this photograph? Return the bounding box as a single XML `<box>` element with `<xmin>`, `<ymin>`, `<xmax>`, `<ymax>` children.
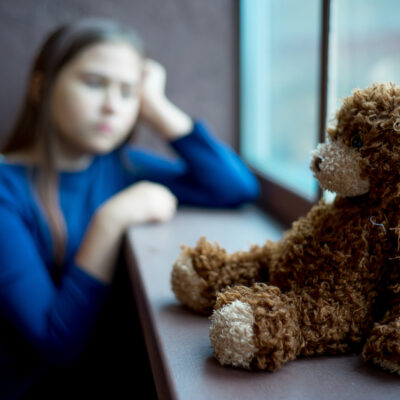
<box><xmin>0</xmin><ymin>18</ymin><xmax>259</xmax><ymax>398</ymax></box>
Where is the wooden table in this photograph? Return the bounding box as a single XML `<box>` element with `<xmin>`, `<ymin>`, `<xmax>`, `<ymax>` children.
<box><xmin>124</xmin><ymin>205</ymin><xmax>400</xmax><ymax>400</ymax></box>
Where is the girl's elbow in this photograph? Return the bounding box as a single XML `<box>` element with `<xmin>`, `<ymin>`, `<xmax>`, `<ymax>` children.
<box><xmin>231</xmin><ymin>176</ymin><xmax>260</xmax><ymax>205</ymax></box>
<box><xmin>216</xmin><ymin>177</ymin><xmax>260</xmax><ymax>207</ymax></box>
<box><xmin>243</xmin><ymin>177</ymin><xmax>261</xmax><ymax>202</ymax></box>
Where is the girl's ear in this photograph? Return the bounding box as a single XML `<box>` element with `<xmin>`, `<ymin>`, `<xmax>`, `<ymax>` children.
<box><xmin>29</xmin><ymin>72</ymin><xmax>44</xmax><ymax>104</ymax></box>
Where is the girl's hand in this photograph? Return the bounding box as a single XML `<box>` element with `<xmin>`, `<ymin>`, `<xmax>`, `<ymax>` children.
<box><xmin>140</xmin><ymin>59</ymin><xmax>167</xmax><ymax>112</ymax></box>
<box><xmin>76</xmin><ymin>181</ymin><xmax>177</xmax><ymax>283</ymax></box>
<box><xmin>139</xmin><ymin>59</ymin><xmax>193</xmax><ymax>140</ymax></box>
<box><xmin>98</xmin><ymin>180</ymin><xmax>177</xmax><ymax>231</ymax></box>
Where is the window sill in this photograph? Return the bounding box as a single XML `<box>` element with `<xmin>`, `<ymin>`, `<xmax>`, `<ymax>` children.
<box><xmin>124</xmin><ymin>205</ymin><xmax>399</xmax><ymax>400</ymax></box>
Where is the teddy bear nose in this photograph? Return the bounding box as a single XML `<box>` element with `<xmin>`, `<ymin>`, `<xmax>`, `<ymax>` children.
<box><xmin>313</xmin><ymin>156</ymin><xmax>322</xmax><ymax>172</ymax></box>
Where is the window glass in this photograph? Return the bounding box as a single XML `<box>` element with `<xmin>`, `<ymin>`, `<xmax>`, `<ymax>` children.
<box><xmin>240</xmin><ymin>0</ymin><xmax>321</xmax><ymax>201</ymax></box>
<box><xmin>327</xmin><ymin>0</ymin><xmax>400</xmax><ymax>126</ymax></box>
<box><xmin>324</xmin><ymin>0</ymin><xmax>400</xmax><ymax>202</ymax></box>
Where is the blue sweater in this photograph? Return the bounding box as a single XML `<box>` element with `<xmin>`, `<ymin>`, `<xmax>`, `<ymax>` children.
<box><xmin>0</xmin><ymin>121</ymin><xmax>259</xmax><ymax>397</ymax></box>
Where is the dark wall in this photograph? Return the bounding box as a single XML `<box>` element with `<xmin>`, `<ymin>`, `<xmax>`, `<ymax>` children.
<box><xmin>0</xmin><ymin>0</ymin><xmax>238</xmax><ymax>152</ymax></box>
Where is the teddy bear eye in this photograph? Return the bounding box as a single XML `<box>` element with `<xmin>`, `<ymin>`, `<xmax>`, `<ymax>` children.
<box><xmin>351</xmin><ymin>135</ymin><xmax>363</xmax><ymax>149</ymax></box>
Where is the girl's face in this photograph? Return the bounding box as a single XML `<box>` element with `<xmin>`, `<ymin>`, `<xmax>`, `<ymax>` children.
<box><xmin>51</xmin><ymin>41</ymin><xmax>142</xmax><ymax>157</ymax></box>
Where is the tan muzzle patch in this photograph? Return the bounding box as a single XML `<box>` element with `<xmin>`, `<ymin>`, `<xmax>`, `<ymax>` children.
<box><xmin>310</xmin><ymin>140</ymin><xmax>370</xmax><ymax>197</ymax></box>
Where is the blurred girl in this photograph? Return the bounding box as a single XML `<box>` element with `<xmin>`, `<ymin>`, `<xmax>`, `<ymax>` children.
<box><xmin>0</xmin><ymin>18</ymin><xmax>259</xmax><ymax>398</ymax></box>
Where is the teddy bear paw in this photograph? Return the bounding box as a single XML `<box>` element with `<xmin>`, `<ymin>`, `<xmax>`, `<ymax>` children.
<box><xmin>209</xmin><ymin>299</ymin><xmax>258</xmax><ymax>369</ymax></box>
<box><xmin>171</xmin><ymin>252</ymin><xmax>209</xmax><ymax>312</ymax></box>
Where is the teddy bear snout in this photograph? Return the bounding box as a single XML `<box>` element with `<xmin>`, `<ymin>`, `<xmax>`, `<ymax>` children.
<box><xmin>310</xmin><ymin>140</ymin><xmax>370</xmax><ymax>197</ymax></box>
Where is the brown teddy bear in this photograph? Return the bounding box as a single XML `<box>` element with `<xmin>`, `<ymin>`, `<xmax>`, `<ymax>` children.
<box><xmin>171</xmin><ymin>83</ymin><xmax>400</xmax><ymax>374</ymax></box>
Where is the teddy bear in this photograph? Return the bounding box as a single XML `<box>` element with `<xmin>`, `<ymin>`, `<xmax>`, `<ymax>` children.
<box><xmin>171</xmin><ymin>82</ymin><xmax>400</xmax><ymax>374</ymax></box>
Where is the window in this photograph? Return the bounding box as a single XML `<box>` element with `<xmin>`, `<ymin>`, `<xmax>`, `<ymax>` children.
<box><xmin>239</xmin><ymin>0</ymin><xmax>400</xmax><ymax>225</ymax></box>
<box><xmin>327</xmin><ymin>0</ymin><xmax>400</xmax><ymax>120</ymax></box>
<box><xmin>240</xmin><ymin>0</ymin><xmax>321</xmax><ymax>202</ymax></box>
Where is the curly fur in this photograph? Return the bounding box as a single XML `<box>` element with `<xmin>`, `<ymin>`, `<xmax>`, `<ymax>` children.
<box><xmin>172</xmin><ymin>237</ymin><xmax>271</xmax><ymax>313</ymax></box>
<box><xmin>171</xmin><ymin>83</ymin><xmax>400</xmax><ymax>374</ymax></box>
<box><xmin>214</xmin><ymin>284</ymin><xmax>302</xmax><ymax>371</ymax></box>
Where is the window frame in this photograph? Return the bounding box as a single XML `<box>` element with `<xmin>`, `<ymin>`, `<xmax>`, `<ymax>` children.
<box><xmin>236</xmin><ymin>0</ymin><xmax>331</xmax><ymax>227</ymax></box>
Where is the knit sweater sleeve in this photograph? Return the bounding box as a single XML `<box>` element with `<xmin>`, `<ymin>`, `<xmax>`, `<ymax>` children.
<box><xmin>0</xmin><ymin>197</ymin><xmax>110</xmax><ymax>364</ymax></box>
<box><xmin>120</xmin><ymin>120</ymin><xmax>260</xmax><ymax>207</ymax></box>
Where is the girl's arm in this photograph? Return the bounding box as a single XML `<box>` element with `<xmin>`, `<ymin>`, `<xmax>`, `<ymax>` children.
<box><xmin>0</xmin><ymin>202</ymin><xmax>109</xmax><ymax>364</ymax></box>
<box><xmin>124</xmin><ymin>59</ymin><xmax>260</xmax><ymax>207</ymax></box>
<box><xmin>0</xmin><ymin>180</ymin><xmax>177</xmax><ymax>363</ymax></box>
<box><xmin>75</xmin><ymin>180</ymin><xmax>177</xmax><ymax>283</ymax></box>
<box><xmin>121</xmin><ymin>121</ymin><xmax>260</xmax><ymax>207</ymax></box>
<box><xmin>138</xmin><ymin>59</ymin><xmax>193</xmax><ymax>141</ymax></box>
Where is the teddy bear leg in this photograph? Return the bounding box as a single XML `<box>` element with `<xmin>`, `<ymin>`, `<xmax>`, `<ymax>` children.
<box><xmin>296</xmin><ymin>290</ymin><xmax>369</xmax><ymax>357</ymax></box>
<box><xmin>209</xmin><ymin>283</ymin><xmax>303</xmax><ymax>370</ymax></box>
<box><xmin>210</xmin><ymin>285</ymin><xmax>370</xmax><ymax>370</ymax></box>
<box><xmin>362</xmin><ymin>318</ymin><xmax>400</xmax><ymax>374</ymax></box>
<box><xmin>171</xmin><ymin>237</ymin><xmax>271</xmax><ymax>314</ymax></box>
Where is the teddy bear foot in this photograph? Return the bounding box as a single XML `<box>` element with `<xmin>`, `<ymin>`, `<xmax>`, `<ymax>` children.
<box><xmin>171</xmin><ymin>237</ymin><xmax>237</xmax><ymax>314</ymax></box>
<box><xmin>209</xmin><ymin>299</ymin><xmax>259</xmax><ymax>369</ymax></box>
<box><xmin>171</xmin><ymin>237</ymin><xmax>269</xmax><ymax>314</ymax></box>
<box><xmin>171</xmin><ymin>252</ymin><xmax>211</xmax><ymax>313</ymax></box>
<box><xmin>209</xmin><ymin>284</ymin><xmax>302</xmax><ymax>371</ymax></box>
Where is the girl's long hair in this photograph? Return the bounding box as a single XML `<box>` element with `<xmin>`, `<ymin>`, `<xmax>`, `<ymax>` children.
<box><xmin>2</xmin><ymin>18</ymin><xmax>145</xmax><ymax>269</ymax></box>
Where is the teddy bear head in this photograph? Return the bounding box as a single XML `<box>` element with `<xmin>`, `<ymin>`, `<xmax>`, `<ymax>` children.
<box><xmin>311</xmin><ymin>83</ymin><xmax>400</xmax><ymax>199</ymax></box>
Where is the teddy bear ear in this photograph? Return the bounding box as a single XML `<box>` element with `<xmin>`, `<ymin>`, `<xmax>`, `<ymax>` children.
<box><xmin>393</xmin><ymin>118</ymin><xmax>400</xmax><ymax>133</ymax></box>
